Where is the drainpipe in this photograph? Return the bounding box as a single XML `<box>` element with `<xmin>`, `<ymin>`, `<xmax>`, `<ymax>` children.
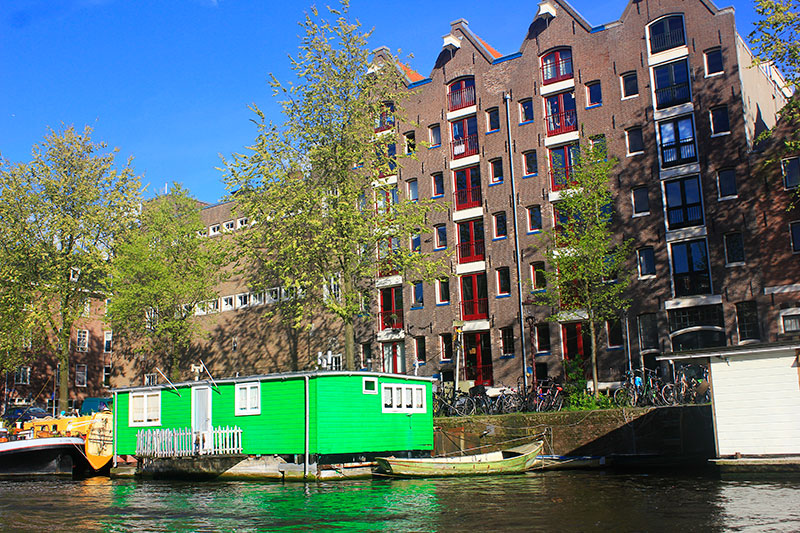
<box><xmin>112</xmin><ymin>390</ymin><xmax>118</xmax><ymax>468</ymax></box>
<box><xmin>303</xmin><ymin>375</ymin><xmax>310</xmax><ymax>480</ymax></box>
<box><xmin>625</xmin><ymin>313</ymin><xmax>633</xmax><ymax>375</ymax></box>
<box><xmin>504</xmin><ymin>92</ymin><xmax>529</xmax><ymax>391</ymax></box>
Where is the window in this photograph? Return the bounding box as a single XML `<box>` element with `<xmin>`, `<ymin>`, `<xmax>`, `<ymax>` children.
<box><xmin>206</xmin><ymin>299</ymin><xmax>220</xmax><ymax>313</ymax></box>
<box><xmin>724</xmin><ymin>232</ymin><xmax>745</xmax><ymax>265</ymax></box>
<box><xmin>626</xmin><ymin>127</ymin><xmax>644</xmax><ymax>155</ymax></box>
<box><xmin>665</xmin><ymin>176</ymin><xmax>703</xmax><ymax>230</ymax></box>
<box><xmin>791</xmin><ymin>222</ymin><xmax>800</xmax><ymax>253</ymax></box>
<box><xmin>223</xmin><ymin>220</ymin><xmax>235</xmax><ymax>232</ymax></box>
<box><xmin>131</xmin><ymin>391</ymin><xmax>160</xmax><ymax>426</ymax></box>
<box><xmin>487</xmin><ymin>108</ymin><xmax>500</xmax><ymax>132</ymax></box>
<box><xmin>670</xmin><ymin>239</ymin><xmax>711</xmax><ymax>296</ymax></box>
<box><xmin>638</xmin><ymin>313</ymin><xmax>659</xmax><ymax>351</ymax></box>
<box><xmin>429</xmin><ymin>124</ymin><xmax>441</xmax><ymax>147</ymax></box>
<box><xmin>82</xmin><ymin>299</ymin><xmax>90</xmax><ymax>317</ymax></box>
<box><xmin>545</xmin><ymin>91</ymin><xmax>577</xmax><ymax>136</ymax></box>
<box><xmin>412</xmin><ymin>281</ymin><xmax>424</xmax><ymax>308</ymax></box>
<box><xmin>102</xmin><ymin>364</ymin><xmax>112</xmax><ymax>387</ymax></box>
<box><xmin>531</xmin><ymin>262</ymin><xmax>546</xmax><ymax>291</ymax></box>
<box><xmin>535</xmin><ymin>323</ymin><xmax>551</xmax><ymax>352</ymax></box>
<box><xmin>717</xmin><ymin>169</ymin><xmax>737</xmax><ymax>199</ymax></box>
<box><xmin>523</xmin><ymin>151</ymin><xmax>538</xmax><ymax>177</ymax></box>
<box><xmin>440</xmin><ymin>333</ymin><xmax>453</xmax><ymax>361</ymax></box>
<box><xmin>493</xmin><ymin>212</ymin><xmax>507</xmax><ymax>239</ymax></box>
<box><xmin>541</xmin><ymin>49</ymin><xmax>573</xmax><ymax>84</ymax></box>
<box><xmin>411</xmin><ymin>234</ymin><xmax>421</xmax><ymax>253</ymax></box>
<box><xmin>549</xmin><ymin>144</ymin><xmax>579</xmax><ymax>190</ymax></box>
<box><xmin>654</xmin><ymin>59</ymin><xmax>691</xmax><ymax>109</ymax></box>
<box><xmin>457</xmin><ymin>219</ymin><xmax>485</xmax><ymax>263</ymax></box>
<box><xmin>360</xmin><ymin>344</ymin><xmax>373</xmax><ymax>368</ymax></box>
<box><xmin>519</xmin><ymin>99</ymin><xmax>534</xmax><ymax>123</ymax></box>
<box><xmin>490</xmin><ymin>158</ymin><xmax>504</xmax><ymax>183</ymax></box>
<box><xmin>404</xmin><ymin>131</ymin><xmax>416</xmax><ymax>154</ymax></box>
<box><xmin>221</xmin><ymin>296</ymin><xmax>235</xmax><ymax>312</ymax></box>
<box><xmin>435</xmin><ymin>224</ymin><xmax>447</xmax><ymax>249</ymax></box>
<box><xmin>705</xmin><ymin>48</ymin><xmax>723</xmax><ymax>75</ymax></box>
<box><xmin>237</xmin><ymin>293</ymin><xmax>251</xmax><ymax>308</ymax></box>
<box><xmin>76</xmin><ymin>364</ymin><xmax>87</xmax><ymax>387</ymax></box>
<box><xmin>736</xmin><ymin>301</ymin><xmax>759</xmax><ymax>341</ymax></box>
<box><xmin>782</xmin><ymin>157</ymin><xmax>799</xmax><ymax>189</ymax></box>
<box><xmin>437</xmin><ymin>278</ymin><xmax>450</xmax><ymax>304</ymax></box>
<box><xmin>237</xmin><ymin>217</ymin><xmax>249</xmax><ymax>229</ymax></box>
<box><xmin>415</xmin><ymin>337</ymin><xmax>426</xmax><ymax>363</ymax></box>
<box><xmin>14</xmin><ymin>366</ymin><xmax>30</xmax><ymax>385</ymax></box>
<box><xmin>500</xmin><ymin>327</ymin><xmax>515</xmax><ymax>357</ymax></box>
<box><xmin>103</xmin><ymin>331</ymin><xmax>112</xmax><ymax>353</ymax></box>
<box><xmin>381</xmin><ymin>383</ymin><xmax>426</xmax><ymax>414</ymax></box>
<box><xmin>432</xmin><ymin>172</ymin><xmax>445</xmax><ymax>197</ymax></box>
<box><xmin>209</xmin><ymin>224</ymin><xmax>221</xmax><ymax>236</ymax></box>
<box><xmin>362</xmin><ymin>377</ymin><xmax>377</xmax><ymax>394</ymax></box>
<box><xmin>380</xmin><ymin>286</ymin><xmax>403</xmax><ymax>330</ymax></box>
<box><xmin>632</xmin><ymin>187</ymin><xmax>650</xmax><ymax>216</ymax></box>
<box><xmin>607</xmin><ymin>320</ymin><xmax>624</xmax><ymax>348</ymax></box>
<box><xmin>376</xmin><ymin>186</ymin><xmax>399</xmax><ymax>213</ymax></box>
<box><xmin>497</xmin><ymin>267</ymin><xmax>511</xmax><ymax>296</ymax></box>
<box><xmin>448</xmin><ymin>77</ymin><xmax>475</xmax><ymax>111</ymax></box>
<box><xmin>144</xmin><ymin>373</ymin><xmax>157</xmax><ymax>386</ymax></box>
<box><xmin>649</xmin><ymin>15</ymin><xmax>685</xmax><ymax>54</ymax></box>
<box><xmin>454</xmin><ymin>165</ymin><xmax>481</xmax><ymax>210</ymax></box>
<box><xmin>407</xmin><ymin>179</ymin><xmax>418</xmax><ymax>202</ymax></box>
<box><xmin>235</xmin><ymin>382</ymin><xmax>260</xmax><ymax>416</ymax></box>
<box><xmin>451</xmin><ymin>115</ymin><xmax>479</xmax><ymax>159</ymax></box>
<box><xmin>621</xmin><ymin>72</ymin><xmax>638</xmax><ymax>98</ymax></box>
<box><xmin>375</xmin><ymin>101</ymin><xmax>395</xmax><ymax>132</ymax></box>
<box><xmin>586</xmin><ymin>82</ymin><xmax>602</xmax><ymax>107</ymax></box>
<box><xmin>324</xmin><ymin>277</ymin><xmax>341</xmax><ymax>303</ymax></box>
<box><xmin>784</xmin><ymin>312</ymin><xmax>800</xmax><ymax>333</ymax></box>
<box><xmin>659</xmin><ymin>116</ymin><xmax>696</xmax><ymax>167</ymax></box>
<box><xmin>76</xmin><ymin>330</ymin><xmax>89</xmax><ymax>352</ymax></box>
<box><xmin>527</xmin><ymin>205</ymin><xmax>542</xmax><ymax>232</ymax></box>
<box><xmin>460</xmin><ymin>272</ymin><xmax>488</xmax><ymax>321</ymax></box>
<box><xmin>69</xmin><ymin>267</ymin><xmax>80</xmax><ymax>282</ymax></box>
<box><xmin>638</xmin><ymin>247</ymin><xmax>656</xmax><ymax>277</ymax></box>
<box><xmin>710</xmin><ymin>106</ymin><xmax>730</xmax><ymax>136</ymax></box>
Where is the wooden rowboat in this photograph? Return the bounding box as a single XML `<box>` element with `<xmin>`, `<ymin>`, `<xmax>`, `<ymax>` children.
<box><xmin>375</xmin><ymin>440</ymin><xmax>543</xmax><ymax>477</ymax></box>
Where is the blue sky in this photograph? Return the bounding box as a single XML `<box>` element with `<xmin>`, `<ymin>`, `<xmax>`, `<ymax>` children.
<box><xmin>1</xmin><ymin>0</ymin><xmax>763</xmax><ymax>204</ymax></box>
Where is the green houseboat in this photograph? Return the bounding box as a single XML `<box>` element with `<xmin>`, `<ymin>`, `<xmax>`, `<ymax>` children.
<box><xmin>112</xmin><ymin>371</ymin><xmax>433</xmax><ymax>480</ymax></box>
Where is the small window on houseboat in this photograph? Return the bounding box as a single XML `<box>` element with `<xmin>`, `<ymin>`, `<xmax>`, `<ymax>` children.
<box><xmin>414</xmin><ymin>388</ymin><xmax>424</xmax><ymax>409</ymax></box>
<box><xmin>363</xmin><ymin>377</ymin><xmax>378</xmax><ymax>394</ymax></box>
<box><xmin>404</xmin><ymin>387</ymin><xmax>413</xmax><ymax>409</ymax></box>
<box><xmin>394</xmin><ymin>386</ymin><xmax>403</xmax><ymax>409</ymax></box>
<box><xmin>235</xmin><ymin>382</ymin><xmax>260</xmax><ymax>415</ymax></box>
<box><xmin>383</xmin><ymin>387</ymin><xmax>393</xmax><ymax>408</ymax></box>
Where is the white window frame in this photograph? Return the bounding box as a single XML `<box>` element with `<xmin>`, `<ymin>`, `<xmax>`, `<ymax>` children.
<box><xmin>103</xmin><ymin>331</ymin><xmax>113</xmax><ymax>353</ymax></box>
<box><xmin>14</xmin><ymin>366</ymin><xmax>30</xmax><ymax>385</ymax></box>
<box><xmin>69</xmin><ymin>267</ymin><xmax>80</xmax><ymax>282</ymax></box>
<box><xmin>436</xmin><ymin>278</ymin><xmax>450</xmax><ymax>305</ymax></box>
<box><xmin>620</xmin><ymin>72</ymin><xmax>639</xmax><ymax>100</ymax></box>
<box><xmin>631</xmin><ymin>187</ymin><xmax>650</xmax><ymax>217</ymax></box>
<box><xmin>407</xmin><ymin>179</ymin><xmax>418</xmax><ymax>202</ymax></box>
<box><xmin>493</xmin><ymin>212</ymin><xmax>507</xmax><ymax>239</ymax></box>
<box><xmin>429</xmin><ymin>124</ymin><xmax>441</xmax><ymax>147</ymax></box>
<box><xmin>82</xmin><ymin>299</ymin><xmax>91</xmax><ymax>317</ymax></box>
<box><xmin>519</xmin><ymin>98</ymin><xmax>534</xmax><ymax>123</ymax></box>
<box><xmin>76</xmin><ymin>330</ymin><xmax>89</xmax><ymax>352</ymax></box>
<box><xmin>626</xmin><ymin>127</ymin><xmax>645</xmax><ymax>156</ymax></box>
<box><xmin>380</xmin><ymin>383</ymin><xmax>426</xmax><ymax>414</ymax></box>
<box><xmin>490</xmin><ymin>158</ymin><xmax>503</xmax><ymax>183</ymax></box>
<box><xmin>710</xmin><ymin>106</ymin><xmax>731</xmax><ymax>137</ymax></box>
<box><xmin>527</xmin><ymin>205</ymin><xmax>542</xmax><ymax>233</ymax></box>
<box><xmin>221</xmin><ymin>296</ymin><xmax>235</xmax><ymax>312</ymax></box>
<box><xmin>717</xmin><ymin>169</ymin><xmax>738</xmax><ymax>200</ymax></box>
<box><xmin>414</xmin><ymin>336</ymin><xmax>426</xmax><ymax>363</ymax></box>
<box><xmin>209</xmin><ymin>224</ymin><xmax>221</xmax><ymax>236</ymax></box>
<box><xmin>704</xmin><ymin>47</ymin><xmax>724</xmax><ymax>77</ymax></box>
<box><xmin>404</xmin><ymin>131</ymin><xmax>416</xmax><ymax>155</ymax></box>
<box><xmin>779</xmin><ymin>308</ymin><xmax>800</xmax><ymax>333</ymax></box>
<box><xmin>236</xmin><ymin>293</ymin><xmax>251</xmax><ymax>309</ymax></box>
<box><xmin>586</xmin><ymin>81</ymin><xmax>602</xmax><ymax>107</ymax></box>
<box><xmin>236</xmin><ymin>217</ymin><xmax>249</xmax><ymax>229</ymax></box>
<box><xmin>440</xmin><ymin>333</ymin><xmax>453</xmax><ymax>361</ymax></box>
<box><xmin>637</xmin><ymin>247</ymin><xmax>656</xmax><ymax>278</ymax></box>
<box><xmin>486</xmin><ymin>107</ymin><xmax>500</xmax><ymax>132</ymax></box>
<box><xmin>206</xmin><ymin>299</ymin><xmax>220</xmax><ymax>313</ymax></box>
<box><xmin>223</xmin><ymin>220</ymin><xmax>235</xmax><ymax>232</ymax></box>
<box><xmin>496</xmin><ymin>267</ymin><xmax>511</xmax><ymax>296</ymax></box>
<box><xmin>103</xmin><ymin>364</ymin><xmax>112</xmax><ymax>387</ymax></box>
<box><xmin>363</xmin><ymin>377</ymin><xmax>378</xmax><ymax>394</ymax></box>
<box><xmin>130</xmin><ymin>391</ymin><xmax>161</xmax><ymax>427</ymax></box>
<box><xmin>434</xmin><ymin>224</ymin><xmax>447</xmax><ymax>249</ymax></box>
<box><xmin>76</xmin><ymin>364</ymin><xmax>87</xmax><ymax>387</ymax></box>
<box><xmin>235</xmin><ymin>382</ymin><xmax>261</xmax><ymax>416</ymax></box>
<box><xmin>531</xmin><ymin>262</ymin><xmax>546</xmax><ymax>292</ymax></box>
<box><xmin>144</xmin><ymin>373</ymin><xmax>157</xmax><ymax>386</ymax></box>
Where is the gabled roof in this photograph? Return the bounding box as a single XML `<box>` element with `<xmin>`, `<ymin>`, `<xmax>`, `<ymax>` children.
<box><xmin>398</xmin><ymin>61</ymin><xmax>425</xmax><ymax>83</ymax></box>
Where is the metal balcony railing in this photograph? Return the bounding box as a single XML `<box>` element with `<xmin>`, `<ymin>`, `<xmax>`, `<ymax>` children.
<box><xmin>461</xmin><ymin>298</ymin><xmax>489</xmax><ymax>321</ymax></box>
<box><xmin>541</xmin><ymin>57</ymin><xmax>573</xmax><ymax>85</ymax></box>
<box><xmin>454</xmin><ymin>186</ymin><xmax>482</xmax><ymax>210</ymax></box>
<box><xmin>451</xmin><ymin>134</ymin><xmax>479</xmax><ymax>160</ymax></box>
<box><xmin>545</xmin><ymin>109</ymin><xmax>578</xmax><ymax>136</ymax></box>
<box><xmin>458</xmin><ymin>240</ymin><xmax>485</xmax><ymax>264</ymax></box>
<box><xmin>448</xmin><ymin>86</ymin><xmax>476</xmax><ymax>112</ymax></box>
<box><xmin>650</xmin><ymin>29</ymin><xmax>686</xmax><ymax>54</ymax></box>
<box><xmin>380</xmin><ymin>309</ymin><xmax>404</xmax><ymax>330</ymax></box>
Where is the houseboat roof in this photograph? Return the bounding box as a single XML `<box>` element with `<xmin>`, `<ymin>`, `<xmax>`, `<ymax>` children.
<box><xmin>111</xmin><ymin>370</ymin><xmax>434</xmax><ymax>393</ymax></box>
<box><xmin>656</xmin><ymin>340</ymin><xmax>800</xmax><ymax>362</ymax></box>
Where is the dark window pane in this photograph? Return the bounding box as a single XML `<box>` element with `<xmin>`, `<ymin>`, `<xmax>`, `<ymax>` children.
<box><xmin>638</xmin><ymin>313</ymin><xmax>659</xmax><ymax>350</ymax></box>
<box><xmin>706</xmin><ymin>49</ymin><xmax>723</xmax><ymax>74</ymax></box>
<box><xmin>525</xmin><ymin>151</ymin><xmax>538</xmax><ymax>175</ymax></box>
<box><xmin>736</xmin><ymin>301</ymin><xmax>759</xmax><ymax>341</ymax></box>
<box><xmin>783</xmin><ymin>158</ymin><xmax>799</xmax><ymax>188</ymax></box>
<box><xmin>725</xmin><ymin>233</ymin><xmax>745</xmax><ymax>264</ymax></box>
<box><xmin>718</xmin><ymin>169</ymin><xmax>737</xmax><ymax>197</ymax></box>
<box><xmin>628</xmin><ymin>128</ymin><xmax>644</xmax><ymax>153</ymax></box>
<box><xmin>633</xmin><ymin>187</ymin><xmax>650</xmax><ymax>214</ymax></box>
<box><xmin>588</xmin><ymin>83</ymin><xmax>602</xmax><ymax>105</ymax></box>
<box><xmin>536</xmin><ymin>323</ymin><xmax>551</xmax><ymax>352</ymax></box>
<box><xmin>520</xmin><ymin>100</ymin><xmax>534</xmax><ymax>122</ymax></box>
<box><xmin>487</xmin><ymin>108</ymin><xmax>500</xmax><ymax>131</ymax></box>
<box><xmin>622</xmin><ymin>73</ymin><xmax>638</xmax><ymax>97</ymax></box>
<box><xmin>528</xmin><ymin>206</ymin><xmax>542</xmax><ymax>231</ymax></box>
<box><xmin>711</xmin><ymin>106</ymin><xmax>730</xmax><ymax>134</ymax></box>
<box><xmin>638</xmin><ymin>247</ymin><xmax>656</xmax><ymax>276</ymax></box>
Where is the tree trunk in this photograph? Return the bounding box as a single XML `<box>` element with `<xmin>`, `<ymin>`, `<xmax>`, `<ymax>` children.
<box><xmin>57</xmin><ymin>331</ymin><xmax>70</xmax><ymax>414</ymax></box>
<box><xmin>344</xmin><ymin>320</ymin><xmax>355</xmax><ymax>371</ymax></box>
<box><xmin>170</xmin><ymin>339</ymin><xmax>179</xmax><ymax>382</ymax></box>
<box><xmin>589</xmin><ymin>320</ymin><xmax>599</xmax><ymax>399</ymax></box>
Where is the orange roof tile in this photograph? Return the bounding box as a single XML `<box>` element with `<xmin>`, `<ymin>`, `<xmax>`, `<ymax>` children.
<box><xmin>474</xmin><ymin>33</ymin><xmax>502</xmax><ymax>59</ymax></box>
<box><xmin>398</xmin><ymin>62</ymin><xmax>425</xmax><ymax>83</ymax></box>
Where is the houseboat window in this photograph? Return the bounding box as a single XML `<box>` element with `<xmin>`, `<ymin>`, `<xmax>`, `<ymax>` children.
<box><xmin>235</xmin><ymin>382</ymin><xmax>260</xmax><ymax>415</ymax></box>
<box><xmin>381</xmin><ymin>384</ymin><xmax>427</xmax><ymax>414</ymax></box>
<box><xmin>414</xmin><ymin>388</ymin><xmax>424</xmax><ymax>409</ymax></box>
<box><xmin>383</xmin><ymin>387</ymin><xmax>393</xmax><ymax>408</ymax></box>
<box><xmin>394</xmin><ymin>386</ymin><xmax>403</xmax><ymax>409</ymax></box>
<box><xmin>404</xmin><ymin>387</ymin><xmax>413</xmax><ymax>409</ymax></box>
<box><xmin>363</xmin><ymin>377</ymin><xmax>378</xmax><ymax>394</ymax></box>
<box><xmin>130</xmin><ymin>391</ymin><xmax>161</xmax><ymax>426</ymax></box>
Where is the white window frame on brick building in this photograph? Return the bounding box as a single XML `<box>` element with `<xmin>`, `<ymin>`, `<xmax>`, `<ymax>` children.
<box><xmin>76</xmin><ymin>330</ymin><xmax>89</xmax><ymax>352</ymax></box>
<box><xmin>717</xmin><ymin>169</ymin><xmax>738</xmax><ymax>200</ymax></box>
<box><xmin>704</xmin><ymin>47</ymin><xmax>724</xmax><ymax>77</ymax></box>
<box><xmin>103</xmin><ymin>331</ymin><xmax>112</xmax><ymax>353</ymax></box>
<box><xmin>75</xmin><ymin>364</ymin><xmax>87</xmax><ymax>388</ymax></box>
<box><xmin>620</xmin><ymin>72</ymin><xmax>638</xmax><ymax>99</ymax></box>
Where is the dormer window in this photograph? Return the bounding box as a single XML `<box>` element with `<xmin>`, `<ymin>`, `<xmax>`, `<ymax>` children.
<box><xmin>649</xmin><ymin>15</ymin><xmax>685</xmax><ymax>54</ymax></box>
<box><xmin>541</xmin><ymin>49</ymin><xmax>573</xmax><ymax>85</ymax></box>
<box><xmin>448</xmin><ymin>77</ymin><xmax>475</xmax><ymax>112</ymax></box>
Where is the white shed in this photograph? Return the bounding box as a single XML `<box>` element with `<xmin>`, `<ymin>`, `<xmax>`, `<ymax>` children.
<box><xmin>659</xmin><ymin>342</ymin><xmax>800</xmax><ymax>458</ymax></box>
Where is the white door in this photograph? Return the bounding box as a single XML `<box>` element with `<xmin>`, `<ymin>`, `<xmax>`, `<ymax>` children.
<box><xmin>192</xmin><ymin>386</ymin><xmax>212</xmax><ymax>453</ymax></box>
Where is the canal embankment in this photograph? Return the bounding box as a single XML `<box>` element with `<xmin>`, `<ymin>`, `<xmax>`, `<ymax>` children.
<box><xmin>434</xmin><ymin>405</ymin><xmax>715</xmax><ymax>467</ymax></box>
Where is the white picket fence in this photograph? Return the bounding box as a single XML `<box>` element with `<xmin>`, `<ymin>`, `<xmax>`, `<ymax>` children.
<box><xmin>136</xmin><ymin>426</ymin><xmax>243</xmax><ymax>457</ymax></box>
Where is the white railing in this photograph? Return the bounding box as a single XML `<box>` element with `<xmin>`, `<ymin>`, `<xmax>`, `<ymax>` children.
<box><xmin>136</xmin><ymin>426</ymin><xmax>243</xmax><ymax>457</ymax></box>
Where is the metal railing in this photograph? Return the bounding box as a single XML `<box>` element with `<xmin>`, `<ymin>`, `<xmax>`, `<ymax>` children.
<box><xmin>545</xmin><ymin>109</ymin><xmax>578</xmax><ymax>136</ymax></box>
<box><xmin>458</xmin><ymin>240</ymin><xmax>485</xmax><ymax>263</ymax></box>
<box><xmin>541</xmin><ymin>57</ymin><xmax>573</xmax><ymax>85</ymax></box>
<box><xmin>655</xmin><ymin>83</ymin><xmax>690</xmax><ymax>109</ymax></box>
<box><xmin>650</xmin><ymin>29</ymin><xmax>685</xmax><ymax>54</ymax></box>
<box><xmin>461</xmin><ymin>298</ymin><xmax>489</xmax><ymax>321</ymax></box>
<box><xmin>454</xmin><ymin>186</ymin><xmax>482</xmax><ymax>210</ymax></box>
<box><xmin>136</xmin><ymin>426</ymin><xmax>243</xmax><ymax>457</ymax></box>
<box><xmin>448</xmin><ymin>86</ymin><xmax>476</xmax><ymax>111</ymax></box>
<box><xmin>451</xmin><ymin>134</ymin><xmax>479</xmax><ymax>160</ymax></box>
<box><xmin>660</xmin><ymin>138</ymin><xmax>697</xmax><ymax>167</ymax></box>
<box><xmin>667</xmin><ymin>204</ymin><xmax>703</xmax><ymax>229</ymax></box>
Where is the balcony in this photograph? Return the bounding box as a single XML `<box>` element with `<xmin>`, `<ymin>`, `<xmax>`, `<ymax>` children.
<box><xmin>454</xmin><ymin>186</ymin><xmax>482</xmax><ymax>210</ymax></box>
<box><xmin>655</xmin><ymin>83</ymin><xmax>690</xmax><ymax>110</ymax></box>
<box><xmin>461</xmin><ymin>298</ymin><xmax>489</xmax><ymax>321</ymax></box>
<box><xmin>380</xmin><ymin>309</ymin><xmax>404</xmax><ymax>330</ymax></box>
<box><xmin>448</xmin><ymin>86</ymin><xmax>476</xmax><ymax>112</ymax></box>
<box><xmin>541</xmin><ymin>57</ymin><xmax>573</xmax><ymax>85</ymax></box>
<box><xmin>374</xmin><ymin>114</ymin><xmax>395</xmax><ymax>133</ymax></box>
<box><xmin>550</xmin><ymin>166</ymin><xmax>574</xmax><ymax>191</ymax></box>
<box><xmin>650</xmin><ymin>29</ymin><xmax>685</xmax><ymax>54</ymax></box>
<box><xmin>458</xmin><ymin>239</ymin><xmax>485</xmax><ymax>264</ymax></box>
<box><xmin>660</xmin><ymin>138</ymin><xmax>697</xmax><ymax>168</ymax></box>
<box><xmin>666</xmin><ymin>203</ymin><xmax>703</xmax><ymax>230</ymax></box>
<box><xmin>451</xmin><ymin>134</ymin><xmax>479</xmax><ymax>160</ymax></box>
<box><xmin>673</xmin><ymin>272</ymin><xmax>711</xmax><ymax>297</ymax></box>
<box><xmin>545</xmin><ymin>109</ymin><xmax>578</xmax><ymax>136</ymax></box>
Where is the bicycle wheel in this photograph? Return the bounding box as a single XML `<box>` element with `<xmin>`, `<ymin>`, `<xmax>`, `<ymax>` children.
<box><xmin>551</xmin><ymin>395</ymin><xmax>564</xmax><ymax>411</ymax></box>
<box><xmin>660</xmin><ymin>384</ymin><xmax>675</xmax><ymax>405</ymax></box>
<box><xmin>614</xmin><ymin>386</ymin><xmax>635</xmax><ymax>407</ymax></box>
<box><xmin>454</xmin><ymin>396</ymin><xmax>476</xmax><ymax>416</ymax></box>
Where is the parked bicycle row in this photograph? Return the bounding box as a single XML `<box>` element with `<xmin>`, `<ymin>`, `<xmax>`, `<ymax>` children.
<box><xmin>613</xmin><ymin>365</ymin><xmax>711</xmax><ymax>408</ymax></box>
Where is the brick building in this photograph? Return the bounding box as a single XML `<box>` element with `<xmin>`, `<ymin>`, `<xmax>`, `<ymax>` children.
<box><xmin>356</xmin><ymin>0</ymin><xmax>791</xmax><ymax>389</ymax></box>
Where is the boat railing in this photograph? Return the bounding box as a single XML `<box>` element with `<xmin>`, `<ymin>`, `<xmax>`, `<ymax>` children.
<box><xmin>136</xmin><ymin>426</ymin><xmax>243</xmax><ymax>457</ymax></box>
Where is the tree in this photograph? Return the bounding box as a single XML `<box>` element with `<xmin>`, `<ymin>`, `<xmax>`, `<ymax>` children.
<box><xmin>0</xmin><ymin>126</ymin><xmax>141</xmax><ymax>412</ymax></box>
<box><xmin>223</xmin><ymin>1</ymin><xmax>443</xmax><ymax>370</ymax></box>
<box><xmin>110</xmin><ymin>184</ymin><xmax>229</xmax><ymax>380</ymax></box>
<box><xmin>533</xmin><ymin>141</ymin><xmax>633</xmax><ymax>398</ymax></box>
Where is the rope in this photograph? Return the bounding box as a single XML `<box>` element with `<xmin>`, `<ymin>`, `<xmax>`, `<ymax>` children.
<box><xmin>432</xmin><ymin>431</ymin><xmax>547</xmax><ymax>457</ymax></box>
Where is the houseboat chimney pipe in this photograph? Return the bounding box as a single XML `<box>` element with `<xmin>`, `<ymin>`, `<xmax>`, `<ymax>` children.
<box><xmin>304</xmin><ymin>375</ymin><xmax>310</xmax><ymax>480</ymax></box>
<box><xmin>503</xmin><ymin>92</ymin><xmax>529</xmax><ymax>391</ymax></box>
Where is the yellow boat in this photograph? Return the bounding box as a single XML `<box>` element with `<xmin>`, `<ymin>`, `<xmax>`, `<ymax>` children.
<box><xmin>23</xmin><ymin>411</ymin><xmax>113</xmax><ymax>473</ymax></box>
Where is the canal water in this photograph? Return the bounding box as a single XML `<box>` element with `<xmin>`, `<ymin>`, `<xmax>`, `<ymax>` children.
<box><xmin>1</xmin><ymin>471</ymin><xmax>799</xmax><ymax>531</ymax></box>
